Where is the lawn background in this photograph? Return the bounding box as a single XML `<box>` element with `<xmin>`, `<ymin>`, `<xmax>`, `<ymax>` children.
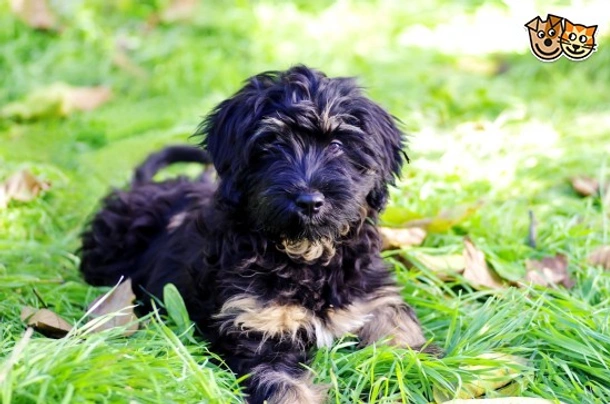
<box><xmin>1</xmin><ymin>0</ymin><xmax>610</xmax><ymax>403</ymax></box>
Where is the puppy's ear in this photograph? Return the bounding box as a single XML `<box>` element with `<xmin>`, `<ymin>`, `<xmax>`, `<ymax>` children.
<box><xmin>525</xmin><ymin>16</ymin><xmax>540</xmax><ymax>31</ymax></box>
<box><xmin>548</xmin><ymin>14</ymin><xmax>563</xmax><ymax>29</ymax></box>
<box><xmin>195</xmin><ymin>78</ymin><xmax>269</xmax><ymax>205</ymax></box>
<box><xmin>360</xmin><ymin>102</ymin><xmax>407</xmax><ymax>212</ymax></box>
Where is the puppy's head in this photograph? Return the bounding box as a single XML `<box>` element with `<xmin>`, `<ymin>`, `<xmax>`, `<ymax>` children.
<box><xmin>198</xmin><ymin>66</ymin><xmax>406</xmax><ymax>258</ymax></box>
<box><xmin>525</xmin><ymin>14</ymin><xmax>563</xmax><ymax>61</ymax></box>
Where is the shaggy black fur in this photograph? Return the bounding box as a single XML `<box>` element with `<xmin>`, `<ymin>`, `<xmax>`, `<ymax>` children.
<box><xmin>80</xmin><ymin>66</ymin><xmax>431</xmax><ymax>404</ymax></box>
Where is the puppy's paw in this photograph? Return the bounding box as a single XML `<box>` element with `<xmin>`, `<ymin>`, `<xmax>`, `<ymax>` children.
<box><xmin>266</xmin><ymin>379</ymin><xmax>327</xmax><ymax>404</ymax></box>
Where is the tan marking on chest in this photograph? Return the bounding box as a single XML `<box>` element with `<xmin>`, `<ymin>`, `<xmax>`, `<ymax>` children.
<box><xmin>215</xmin><ymin>296</ymin><xmax>312</xmax><ymax>343</ymax></box>
<box><xmin>215</xmin><ymin>288</ymin><xmax>404</xmax><ymax>348</ymax></box>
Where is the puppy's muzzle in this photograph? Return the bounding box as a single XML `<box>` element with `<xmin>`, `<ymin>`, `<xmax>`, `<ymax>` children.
<box><xmin>295</xmin><ymin>191</ymin><xmax>325</xmax><ymax>215</ymax></box>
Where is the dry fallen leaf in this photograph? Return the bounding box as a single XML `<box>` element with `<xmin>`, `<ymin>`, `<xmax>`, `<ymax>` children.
<box><xmin>380</xmin><ymin>227</ymin><xmax>427</xmax><ymax>250</ymax></box>
<box><xmin>523</xmin><ymin>254</ymin><xmax>574</xmax><ymax>289</ymax></box>
<box><xmin>21</xmin><ymin>306</ymin><xmax>72</xmax><ymax>338</ymax></box>
<box><xmin>159</xmin><ymin>0</ymin><xmax>197</xmax><ymax>23</ymax></box>
<box><xmin>0</xmin><ymin>170</ymin><xmax>50</xmax><ymax>208</ymax></box>
<box><xmin>588</xmin><ymin>246</ymin><xmax>610</xmax><ymax>270</ymax></box>
<box><xmin>63</xmin><ymin>86</ymin><xmax>112</xmax><ymax>113</ymax></box>
<box><xmin>405</xmin><ymin>202</ymin><xmax>483</xmax><ymax>233</ymax></box>
<box><xmin>111</xmin><ymin>35</ymin><xmax>148</xmax><ymax>78</ymax></box>
<box><xmin>87</xmin><ymin>278</ymin><xmax>138</xmax><ymax>337</ymax></box>
<box><xmin>410</xmin><ymin>252</ymin><xmax>465</xmax><ymax>281</ymax></box>
<box><xmin>112</xmin><ymin>50</ymin><xmax>148</xmax><ymax>78</ymax></box>
<box><xmin>463</xmin><ymin>238</ymin><xmax>504</xmax><ymax>289</ymax></box>
<box><xmin>433</xmin><ymin>353</ymin><xmax>528</xmax><ymax>403</ymax></box>
<box><xmin>570</xmin><ymin>176</ymin><xmax>599</xmax><ymax>197</ymax></box>
<box><xmin>10</xmin><ymin>0</ymin><xmax>58</xmax><ymax>31</ymax></box>
<box><xmin>1</xmin><ymin>83</ymin><xmax>112</xmax><ymax>120</ymax></box>
<box><xmin>441</xmin><ymin>399</ymin><xmax>566</xmax><ymax>404</ymax></box>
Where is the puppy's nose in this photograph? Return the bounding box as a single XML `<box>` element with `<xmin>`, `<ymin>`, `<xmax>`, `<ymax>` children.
<box><xmin>544</xmin><ymin>38</ymin><xmax>552</xmax><ymax>46</ymax></box>
<box><xmin>295</xmin><ymin>192</ymin><xmax>325</xmax><ymax>214</ymax></box>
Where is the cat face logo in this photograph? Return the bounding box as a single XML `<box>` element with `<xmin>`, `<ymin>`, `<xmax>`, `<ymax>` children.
<box><xmin>525</xmin><ymin>14</ymin><xmax>563</xmax><ymax>62</ymax></box>
<box><xmin>560</xmin><ymin>18</ymin><xmax>598</xmax><ymax>61</ymax></box>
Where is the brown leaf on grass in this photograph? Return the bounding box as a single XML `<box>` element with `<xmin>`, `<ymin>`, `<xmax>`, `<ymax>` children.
<box><xmin>463</xmin><ymin>238</ymin><xmax>504</xmax><ymax>289</ymax></box>
<box><xmin>64</xmin><ymin>86</ymin><xmax>113</xmax><ymax>113</ymax></box>
<box><xmin>433</xmin><ymin>353</ymin><xmax>528</xmax><ymax>403</ymax></box>
<box><xmin>20</xmin><ymin>306</ymin><xmax>72</xmax><ymax>338</ymax></box>
<box><xmin>112</xmin><ymin>51</ymin><xmax>148</xmax><ymax>79</ymax></box>
<box><xmin>588</xmin><ymin>246</ymin><xmax>610</xmax><ymax>269</ymax></box>
<box><xmin>0</xmin><ymin>170</ymin><xmax>50</xmax><ymax>208</ymax></box>
<box><xmin>159</xmin><ymin>0</ymin><xmax>198</xmax><ymax>23</ymax></box>
<box><xmin>405</xmin><ymin>202</ymin><xmax>483</xmax><ymax>233</ymax></box>
<box><xmin>570</xmin><ymin>176</ymin><xmax>599</xmax><ymax>197</ymax></box>
<box><xmin>588</xmin><ymin>246</ymin><xmax>610</xmax><ymax>270</ymax></box>
<box><xmin>1</xmin><ymin>83</ymin><xmax>112</xmax><ymax>121</ymax></box>
<box><xmin>112</xmin><ymin>36</ymin><xmax>148</xmax><ymax>78</ymax></box>
<box><xmin>10</xmin><ymin>0</ymin><xmax>58</xmax><ymax>31</ymax></box>
<box><xmin>380</xmin><ymin>227</ymin><xmax>427</xmax><ymax>250</ymax></box>
<box><xmin>410</xmin><ymin>252</ymin><xmax>465</xmax><ymax>281</ymax></box>
<box><xmin>523</xmin><ymin>254</ymin><xmax>574</xmax><ymax>289</ymax></box>
<box><xmin>87</xmin><ymin>279</ymin><xmax>138</xmax><ymax>337</ymax></box>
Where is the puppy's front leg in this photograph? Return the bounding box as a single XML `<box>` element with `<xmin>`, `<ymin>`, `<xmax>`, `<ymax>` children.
<box><xmin>247</xmin><ymin>358</ymin><xmax>326</xmax><ymax>404</ymax></box>
<box><xmin>214</xmin><ymin>296</ymin><xmax>326</xmax><ymax>404</ymax></box>
<box><xmin>356</xmin><ymin>287</ymin><xmax>428</xmax><ymax>350</ymax></box>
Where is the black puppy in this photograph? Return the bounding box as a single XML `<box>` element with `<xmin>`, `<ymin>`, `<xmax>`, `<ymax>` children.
<box><xmin>80</xmin><ymin>66</ymin><xmax>433</xmax><ymax>404</ymax></box>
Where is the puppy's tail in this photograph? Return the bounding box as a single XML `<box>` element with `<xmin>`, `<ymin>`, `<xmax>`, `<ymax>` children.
<box><xmin>80</xmin><ymin>146</ymin><xmax>214</xmax><ymax>287</ymax></box>
<box><xmin>132</xmin><ymin>145</ymin><xmax>213</xmax><ymax>186</ymax></box>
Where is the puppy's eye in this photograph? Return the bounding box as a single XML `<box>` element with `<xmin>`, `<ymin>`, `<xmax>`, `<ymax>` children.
<box><xmin>537</xmin><ymin>30</ymin><xmax>545</xmax><ymax>38</ymax></box>
<box><xmin>327</xmin><ymin>140</ymin><xmax>343</xmax><ymax>155</ymax></box>
<box><xmin>548</xmin><ymin>28</ymin><xmax>556</xmax><ymax>36</ymax></box>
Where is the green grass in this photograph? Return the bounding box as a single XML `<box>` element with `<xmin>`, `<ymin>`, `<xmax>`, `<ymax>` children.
<box><xmin>1</xmin><ymin>0</ymin><xmax>610</xmax><ymax>403</ymax></box>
